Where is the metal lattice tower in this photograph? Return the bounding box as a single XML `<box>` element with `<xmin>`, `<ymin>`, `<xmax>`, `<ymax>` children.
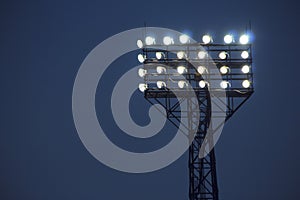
<box><xmin>137</xmin><ymin>34</ymin><xmax>254</xmax><ymax>200</ymax></box>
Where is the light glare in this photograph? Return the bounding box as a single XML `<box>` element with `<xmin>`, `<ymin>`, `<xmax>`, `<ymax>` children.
<box><xmin>179</xmin><ymin>34</ymin><xmax>189</xmax><ymax>44</ymax></box>
<box><xmin>242</xmin><ymin>80</ymin><xmax>251</xmax><ymax>88</ymax></box>
<box><xmin>220</xmin><ymin>66</ymin><xmax>229</xmax><ymax>74</ymax></box>
<box><xmin>177</xmin><ymin>51</ymin><xmax>185</xmax><ymax>59</ymax></box>
<box><xmin>156</xmin><ymin>52</ymin><xmax>163</xmax><ymax>59</ymax></box>
<box><xmin>202</xmin><ymin>35</ymin><xmax>212</xmax><ymax>44</ymax></box>
<box><xmin>177</xmin><ymin>66</ymin><xmax>186</xmax><ymax>74</ymax></box>
<box><xmin>241</xmin><ymin>51</ymin><xmax>249</xmax><ymax>59</ymax></box>
<box><xmin>239</xmin><ymin>34</ymin><xmax>249</xmax><ymax>44</ymax></box>
<box><xmin>137</xmin><ymin>40</ymin><xmax>143</xmax><ymax>48</ymax></box>
<box><xmin>219</xmin><ymin>51</ymin><xmax>228</xmax><ymax>60</ymax></box>
<box><xmin>199</xmin><ymin>80</ymin><xmax>206</xmax><ymax>88</ymax></box>
<box><xmin>157</xmin><ymin>81</ymin><xmax>166</xmax><ymax>89</ymax></box>
<box><xmin>163</xmin><ymin>36</ymin><xmax>173</xmax><ymax>45</ymax></box>
<box><xmin>241</xmin><ymin>65</ymin><xmax>250</xmax><ymax>73</ymax></box>
<box><xmin>198</xmin><ymin>51</ymin><xmax>207</xmax><ymax>59</ymax></box>
<box><xmin>197</xmin><ymin>66</ymin><xmax>207</xmax><ymax>74</ymax></box>
<box><xmin>220</xmin><ymin>81</ymin><xmax>229</xmax><ymax>89</ymax></box>
<box><xmin>178</xmin><ymin>80</ymin><xmax>188</xmax><ymax>88</ymax></box>
<box><xmin>156</xmin><ymin>66</ymin><xmax>166</xmax><ymax>74</ymax></box>
<box><xmin>224</xmin><ymin>34</ymin><xmax>233</xmax><ymax>44</ymax></box>
<box><xmin>138</xmin><ymin>83</ymin><xmax>147</xmax><ymax>92</ymax></box>
<box><xmin>145</xmin><ymin>36</ymin><xmax>155</xmax><ymax>45</ymax></box>
<box><xmin>138</xmin><ymin>54</ymin><xmax>145</xmax><ymax>63</ymax></box>
<box><xmin>138</xmin><ymin>68</ymin><xmax>147</xmax><ymax>77</ymax></box>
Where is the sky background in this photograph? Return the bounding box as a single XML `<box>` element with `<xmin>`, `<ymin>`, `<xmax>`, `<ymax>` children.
<box><xmin>0</xmin><ymin>0</ymin><xmax>299</xmax><ymax>199</ymax></box>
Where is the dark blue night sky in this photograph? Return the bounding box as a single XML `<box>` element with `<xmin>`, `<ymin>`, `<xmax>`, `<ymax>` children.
<box><xmin>0</xmin><ymin>0</ymin><xmax>299</xmax><ymax>199</ymax></box>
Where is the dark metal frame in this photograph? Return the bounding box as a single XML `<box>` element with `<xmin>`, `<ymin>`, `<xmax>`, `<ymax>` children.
<box><xmin>140</xmin><ymin>42</ymin><xmax>254</xmax><ymax>200</ymax></box>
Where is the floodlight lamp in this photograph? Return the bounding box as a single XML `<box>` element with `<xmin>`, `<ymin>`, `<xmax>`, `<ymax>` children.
<box><xmin>137</xmin><ymin>40</ymin><xmax>143</xmax><ymax>48</ymax></box>
<box><xmin>199</xmin><ymin>80</ymin><xmax>207</xmax><ymax>88</ymax></box>
<box><xmin>242</xmin><ymin>80</ymin><xmax>251</xmax><ymax>88</ymax></box>
<box><xmin>241</xmin><ymin>51</ymin><xmax>249</xmax><ymax>59</ymax></box>
<box><xmin>220</xmin><ymin>81</ymin><xmax>230</xmax><ymax>89</ymax></box>
<box><xmin>138</xmin><ymin>83</ymin><xmax>147</xmax><ymax>92</ymax></box>
<box><xmin>220</xmin><ymin>66</ymin><xmax>230</xmax><ymax>74</ymax></box>
<box><xmin>178</xmin><ymin>80</ymin><xmax>188</xmax><ymax>88</ymax></box>
<box><xmin>145</xmin><ymin>36</ymin><xmax>155</xmax><ymax>45</ymax></box>
<box><xmin>156</xmin><ymin>66</ymin><xmax>167</xmax><ymax>74</ymax></box>
<box><xmin>138</xmin><ymin>68</ymin><xmax>147</xmax><ymax>77</ymax></box>
<box><xmin>156</xmin><ymin>52</ymin><xmax>163</xmax><ymax>59</ymax></box>
<box><xmin>202</xmin><ymin>35</ymin><xmax>212</xmax><ymax>44</ymax></box>
<box><xmin>219</xmin><ymin>51</ymin><xmax>228</xmax><ymax>60</ymax></box>
<box><xmin>179</xmin><ymin>34</ymin><xmax>189</xmax><ymax>44</ymax></box>
<box><xmin>177</xmin><ymin>66</ymin><xmax>187</xmax><ymax>74</ymax></box>
<box><xmin>241</xmin><ymin>65</ymin><xmax>250</xmax><ymax>74</ymax></box>
<box><xmin>197</xmin><ymin>66</ymin><xmax>207</xmax><ymax>74</ymax></box>
<box><xmin>177</xmin><ymin>51</ymin><xmax>186</xmax><ymax>59</ymax></box>
<box><xmin>138</xmin><ymin>54</ymin><xmax>145</xmax><ymax>63</ymax></box>
<box><xmin>224</xmin><ymin>34</ymin><xmax>233</xmax><ymax>44</ymax></box>
<box><xmin>163</xmin><ymin>36</ymin><xmax>174</xmax><ymax>45</ymax></box>
<box><xmin>157</xmin><ymin>81</ymin><xmax>166</xmax><ymax>89</ymax></box>
<box><xmin>239</xmin><ymin>34</ymin><xmax>249</xmax><ymax>44</ymax></box>
<box><xmin>198</xmin><ymin>51</ymin><xmax>207</xmax><ymax>59</ymax></box>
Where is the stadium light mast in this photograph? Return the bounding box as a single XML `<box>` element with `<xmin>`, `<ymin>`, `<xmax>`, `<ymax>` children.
<box><xmin>137</xmin><ymin>32</ymin><xmax>254</xmax><ymax>200</ymax></box>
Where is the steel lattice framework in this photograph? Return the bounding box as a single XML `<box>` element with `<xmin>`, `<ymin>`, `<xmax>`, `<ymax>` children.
<box><xmin>138</xmin><ymin>39</ymin><xmax>254</xmax><ymax>200</ymax></box>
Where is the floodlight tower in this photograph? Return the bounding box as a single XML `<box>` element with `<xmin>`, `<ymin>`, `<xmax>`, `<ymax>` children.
<box><xmin>137</xmin><ymin>33</ymin><xmax>254</xmax><ymax>200</ymax></box>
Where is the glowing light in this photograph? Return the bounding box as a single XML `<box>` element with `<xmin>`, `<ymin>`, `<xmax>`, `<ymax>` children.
<box><xmin>177</xmin><ymin>51</ymin><xmax>185</xmax><ymax>59</ymax></box>
<box><xmin>197</xmin><ymin>66</ymin><xmax>207</xmax><ymax>74</ymax></box>
<box><xmin>241</xmin><ymin>51</ymin><xmax>249</xmax><ymax>59</ymax></box>
<box><xmin>163</xmin><ymin>36</ymin><xmax>173</xmax><ymax>45</ymax></box>
<box><xmin>220</xmin><ymin>81</ymin><xmax>229</xmax><ymax>89</ymax></box>
<box><xmin>138</xmin><ymin>54</ymin><xmax>145</xmax><ymax>63</ymax></box>
<box><xmin>179</xmin><ymin>34</ymin><xmax>189</xmax><ymax>44</ymax></box>
<box><xmin>137</xmin><ymin>40</ymin><xmax>143</xmax><ymax>48</ymax></box>
<box><xmin>239</xmin><ymin>34</ymin><xmax>249</xmax><ymax>44</ymax></box>
<box><xmin>219</xmin><ymin>51</ymin><xmax>228</xmax><ymax>60</ymax></box>
<box><xmin>198</xmin><ymin>51</ymin><xmax>207</xmax><ymax>59</ymax></box>
<box><xmin>241</xmin><ymin>65</ymin><xmax>250</xmax><ymax>74</ymax></box>
<box><xmin>156</xmin><ymin>52</ymin><xmax>163</xmax><ymax>59</ymax></box>
<box><xmin>224</xmin><ymin>34</ymin><xmax>233</xmax><ymax>44</ymax></box>
<box><xmin>138</xmin><ymin>83</ymin><xmax>147</xmax><ymax>92</ymax></box>
<box><xmin>157</xmin><ymin>81</ymin><xmax>166</xmax><ymax>89</ymax></box>
<box><xmin>177</xmin><ymin>66</ymin><xmax>186</xmax><ymax>74</ymax></box>
<box><xmin>156</xmin><ymin>66</ymin><xmax>166</xmax><ymax>74</ymax></box>
<box><xmin>178</xmin><ymin>80</ymin><xmax>188</xmax><ymax>88</ymax></box>
<box><xmin>220</xmin><ymin>66</ymin><xmax>229</xmax><ymax>74</ymax></box>
<box><xmin>138</xmin><ymin>68</ymin><xmax>147</xmax><ymax>77</ymax></box>
<box><xmin>145</xmin><ymin>36</ymin><xmax>155</xmax><ymax>45</ymax></box>
<box><xmin>202</xmin><ymin>35</ymin><xmax>212</xmax><ymax>44</ymax></box>
<box><xmin>199</xmin><ymin>80</ymin><xmax>207</xmax><ymax>88</ymax></box>
<box><xmin>242</xmin><ymin>80</ymin><xmax>251</xmax><ymax>88</ymax></box>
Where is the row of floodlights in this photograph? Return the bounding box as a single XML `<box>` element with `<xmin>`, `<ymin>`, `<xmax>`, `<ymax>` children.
<box><xmin>138</xmin><ymin>79</ymin><xmax>251</xmax><ymax>92</ymax></box>
<box><xmin>137</xmin><ymin>34</ymin><xmax>250</xmax><ymax>47</ymax></box>
<box><xmin>137</xmin><ymin>50</ymin><xmax>250</xmax><ymax>63</ymax></box>
<box><xmin>138</xmin><ymin>65</ymin><xmax>250</xmax><ymax>78</ymax></box>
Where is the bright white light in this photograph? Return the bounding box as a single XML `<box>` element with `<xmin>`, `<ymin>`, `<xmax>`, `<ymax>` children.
<box><xmin>138</xmin><ymin>83</ymin><xmax>147</xmax><ymax>92</ymax></box>
<box><xmin>145</xmin><ymin>36</ymin><xmax>155</xmax><ymax>45</ymax></box>
<box><xmin>241</xmin><ymin>65</ymin><xmax>250</xmax><ymax>73</ymax></box>
<box><xmin>156</xmin><ymin>66</ymin><xmax>166</xmax><ymax>74</ymax></box>
<box><xmin>224</xmin><ymin>35</ymin><xmax>233</xmax><ymax>44</ymax></box>
<box><xmin>157</xmin><ymin>81</ymin><xmax>166</xmax><ymax>89</ymax></box>
<box><xmin>241</xmin><ymin>51</ymin><xmax>249</xmax><ymax>59</ymax></box>
<box><xmin>178</xmin><ymin>80</ymin><xmax>188</xmax><ymax>88</ymax></box>
<box><xmin>138</xmin><ymin>68</ymin><xmax>147</xmax><ymax>77</ymax></box>
<box><xmin>220</xmin><ymin>81</ymin><xmax>229</xmax><ymax>89</ymax></box>
<box><xmin>177</xmin><ymin>66</ymin><xmax>186</xmax><ymax>74</ymax></box>
<box><xmin>239</xmin><ymin>34</ymin><xmax>249</xmax><ymax>44</ymax></box>
<box><xmin>219</xmin><ymin>51</ymin><xmax>228</xmax><ymax>60</ymax></box>
<box><xmin>163</xmin><ymin>36</ymin><xmax>173</xmax><ymax>45</ymax></box>
<box><xmin>197</xmin><ymin>66</ymin><xmax>207</xmax><ymax>74</ymax></box>
<box><xmin>199</xmin><ymin>80</ymin><xmax>206</xmax><ymax>88</ymax></box>
<box><xmin>137</xmin><ymin>40</ymin><xmax>143</xmax><ymax>48</ymax></box>
<box><xmin>198</xmin><ymin>51</ymin><xmax>207</xmax><ymax>59</ymax></box>
<box><xmin>177</xmin><ymin>51</ymin><xmax>185</xmax><ymax>59</ymax></box>
<box><xmin>179</xmin><ymin>34</ymin><xmax>189</xmax><ymax>44</ymax></box>
<box><xmin>156</xmin><ymin>52</ymin><xmax>163</xmax><ymax>59</ymax></box>
<box><xmin>202</xmin><ymin>35</ymin><xmax>212</xmax><ymax>44</ymax></box>
<box><xmin>242</xmin><ymin>80</ymin><xmax>251</xmax><ymax>88</ymax></box>
<box><xmin>138</xmin><ymin>54</ymin><xmax>145</xmax><ymax>63</ymax></box>
<box><xmin>220</xmin><ymin>66</ymin><xmax>229</xmax><ymax>74</ymax></box>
